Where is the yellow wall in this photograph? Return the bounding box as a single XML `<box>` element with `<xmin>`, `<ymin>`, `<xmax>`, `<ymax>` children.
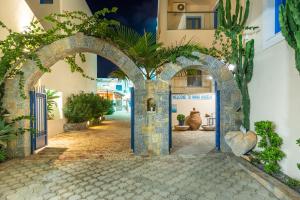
<box><xmin>158</xmin><ymin>0</ymin><xmax>216</xmax><ymax>48</ymax></box>
<box><xmin>247</xmin><ymin>0</ymin><xmax>300</xmax><ymax>180</ymax></box>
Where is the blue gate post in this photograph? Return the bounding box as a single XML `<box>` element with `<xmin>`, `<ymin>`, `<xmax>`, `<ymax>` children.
<box><xmin>169</xmin><ymin>87</ymin><xmax>172</xmax><ymax>151</ymax></box>
<box><xmin>130</xmin><ymin>87</ymin><xmax>135</xmax><ymax>152</ymax></box>
<box><xmin>215</xmin><ymin>81</ymin><xmax>221</xmax><ymax>151</ymax></box>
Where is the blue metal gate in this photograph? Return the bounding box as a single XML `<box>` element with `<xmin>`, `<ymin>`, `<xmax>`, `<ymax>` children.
<box><xmin>30</xmin><ymin>86</ymin><xmax>48</xmax><ymax>153</ymax></box>
<box><xmin>130</xmin><ymin>87</ymin><xmax>135</xmax><ymax>152</ymax></box>
<box><xmin>169</xmin><ymin>88</ymin><xmax>172</xmax><ymax>150</ymax></box>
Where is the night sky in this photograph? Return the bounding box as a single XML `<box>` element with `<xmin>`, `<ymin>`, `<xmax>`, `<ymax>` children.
<box><xmin>85</xmin><ymin>0</ymin><xmax>158</xmax><ymax>78</ymax></box>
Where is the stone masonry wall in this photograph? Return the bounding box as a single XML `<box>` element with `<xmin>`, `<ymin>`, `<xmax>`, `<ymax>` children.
<box><xmin>134</xmin><ymin>80</ymin><xmax>170</xmax><ymax>156</ymax></box>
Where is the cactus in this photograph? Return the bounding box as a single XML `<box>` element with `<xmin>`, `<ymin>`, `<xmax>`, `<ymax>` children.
<box><xmin>235</xmin><ymin>35</ymin><xmax>255</xmax><ymax>131</ymax></box>
<box><xmin>218</xmin><ymin>0</ymin><xmax>256</xmax><ymax>131</ymax></box>
<box><xmin>218</xmin><ymin>0</ymin><xmax>251</xmax><ymax>63</ymax></box>
<box><xmin>218</xmin><ymin>0</ymin><xmax>250</xmax><ymax>34</ymax></box>
<box><xmin>279</xmin><ymin>0</ymin><xmax>300</xmax><ymax>74</ymax></box>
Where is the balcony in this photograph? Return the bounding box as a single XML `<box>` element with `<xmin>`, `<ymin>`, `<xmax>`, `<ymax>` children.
<box><xmin>171</xmin><ymin>75</ymin><xmax>213</xmax><ymax>94</ymax></box>
<box><xmin>167</xmin><ymin>11</ymin><xmax>217</xmax><ymax>30</ymax></box>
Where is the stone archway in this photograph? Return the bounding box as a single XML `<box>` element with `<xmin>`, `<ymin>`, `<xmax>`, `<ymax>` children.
<box><xmin>3</xmin><ymin>33</ymin><xmax>145</xmax><ymax>157</ymax></box>
<box><xmin>158</xmin><ymin>53</ymin><xmax>242</xmax><ymax>152</ymax></box>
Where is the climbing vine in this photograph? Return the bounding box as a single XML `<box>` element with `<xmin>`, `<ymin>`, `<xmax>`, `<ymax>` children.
<box><xmin>0</xmin><ymin>8</ymin><xmax>119</xmax><ymax>99</ymax></box>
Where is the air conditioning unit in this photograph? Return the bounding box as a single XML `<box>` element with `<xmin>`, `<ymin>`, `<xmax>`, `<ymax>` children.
<box><xmin>173</xmin><ymin>2</ymin><xmax>186</xmax><ymax>12</ymax></box>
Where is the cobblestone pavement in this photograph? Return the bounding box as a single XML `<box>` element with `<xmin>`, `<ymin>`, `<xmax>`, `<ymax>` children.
<box><xmin>0</xmin><ymin>113</ymin><xmax>279</xmax><ymax>200</ymax></box>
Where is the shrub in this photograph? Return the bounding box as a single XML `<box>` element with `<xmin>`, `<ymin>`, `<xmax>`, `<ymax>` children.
<box><xmin>63</xmin><ymin>92</ymin><xmax>113</xmax><ymax>123</ymax></box>
<box><xmin>254</xmin><ymin>121</ymin><xmax>285</xmax><ymax>174</ymax></box>
<box><xmin>0</xmin><ymin>118</ymin><xmax>25</xmax><ymax>162</ymax></box>
<box><xmin>106</xmin><ymin>107</ymin><xmax>115</xmax><ymax>115</ymax></box>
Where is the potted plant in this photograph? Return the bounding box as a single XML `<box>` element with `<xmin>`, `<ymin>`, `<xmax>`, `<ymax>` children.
<box><xmin>177</xmin><ymin>114</ymin><xmax>185</xmax><ymax>126</ymax></box>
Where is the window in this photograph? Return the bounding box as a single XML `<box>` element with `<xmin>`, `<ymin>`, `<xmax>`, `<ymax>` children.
<box><xmin>40</xmin><ymin>0</ymin><xmax>53</xmax><ymax>4</ymax></box>
<box><xmin>115</xmin><ymin>85</ymin><xmax>122</xmax><ymax>91</ymax></box>
<box><xmin>187</xmin><ymin>71</ymin><xmax>202</xmax><ymax>87</ymax></box>
<box><xmin>275</xmin><ymin>0</ymin><xmax>286</xmax><ymax>33</ymax></box>
<box><xmin>186</xmin><ymin>17</ymin><xmax>202</xmax><ymax>29</ymax></box>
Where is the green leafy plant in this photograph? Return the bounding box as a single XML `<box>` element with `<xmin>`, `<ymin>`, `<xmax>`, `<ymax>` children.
<box><xmin>0</xmin><ymin>117</ymin><xmax>29</xmax><ymax>162</ymax></box>
<box><xmin>63</xmin><ymin>92</ymin><xmax>113</xmax><ymax>123</ymax></box>
<box><xmin>0</xmin><ymin>145</ymin><xmax>6</xmax><ymax>162</ymax></box>
<box><xmin>46</xmin><ymin>90</ymin><xmax>60</xmax><ymax>120</ymax></box>
<box><xmin>0</xmin><ymin>8</ymin><xmax>119</xmax><ymax>98</ymax></box>
<box><xmin>279</xmin><ymin>0</ymin><xmax>300</xmax><ymax>74</ymax></box>
<box><xmin>177</xmin><ymin>114</ymin><xmax>186</xmax><ymax>126</ymax></box>
<box><xmin>287</xmin><ymin>177</ymin><xmax>300</xmax><ymax>187</ymax></box>
<box><xmin>109</xmin><ymin>26</ymin><xmax>207</xmax><ymax>80</ymax></box>
<box><xmin>106</xmin><ymin>107</ymin><xmax>115</xmax><ymax>115</ymax></box>
<box><xmin>254</xmin><ymin>121</ymin><xmax>285</xmax><ymax>174</ymax></box>
<box><xmin>177</xmin><ymin>114</ymin><xmax>185</xmax><ymax>122</ymax></box>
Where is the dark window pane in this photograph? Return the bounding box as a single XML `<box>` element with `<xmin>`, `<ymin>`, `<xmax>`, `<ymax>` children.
<box><xmin>40</xmin><ymin>0</ymin><xmax>53</xmax><ymax>4</ymax></box>
<box><xmin>186</xmin><ymin>17</ymin><xmax>202</xmax><ymax>29</ymax></box>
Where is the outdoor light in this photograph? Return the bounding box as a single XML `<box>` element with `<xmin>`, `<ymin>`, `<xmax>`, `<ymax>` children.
<box><xmin>207</xmin><ymin>76</ymin><xmax>213</xmax><ymax>80</ymax></box>
<box><xmin>227</xmin><ymin>64</ymin><xmax>236</xmax><ymax>72</ymax></box>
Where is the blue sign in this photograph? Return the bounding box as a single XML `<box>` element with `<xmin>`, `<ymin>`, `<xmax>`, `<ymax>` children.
<box><xmin>172</xmin><ymin>94</ymin><xmax>213</xmax><ymax>100</ymax></box>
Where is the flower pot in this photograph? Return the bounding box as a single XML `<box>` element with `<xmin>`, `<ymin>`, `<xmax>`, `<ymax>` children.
<box><xmin>178</xmin><ymin>120</ymin><xmax>185</xmax><ymax>126</ymax></box>
<box><xmin>63</xmin><ymin>122</ymin><xmax>88</xmax><ymax>132</ymax></box>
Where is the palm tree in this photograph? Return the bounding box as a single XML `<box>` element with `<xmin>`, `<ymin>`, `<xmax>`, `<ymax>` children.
<box><xmin>108</xmin><ymin>26</ymin><xmax>206</xmax><ymax>80</ymax></box>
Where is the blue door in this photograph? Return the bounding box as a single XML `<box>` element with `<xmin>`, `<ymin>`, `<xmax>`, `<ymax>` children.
<box><xmin>130</xmin><ymin>87</ymin><xmax>135</xmax><ymax>152</ymax></box>
<box><xmin>30</xmin><ymin>86</ymin><xmax>48</xmax><ymax>153</ymax></box>
<box><xmin>169</xmin><ymin>88</ymin><xmax>172</xmax><ymax>151</ymax></box>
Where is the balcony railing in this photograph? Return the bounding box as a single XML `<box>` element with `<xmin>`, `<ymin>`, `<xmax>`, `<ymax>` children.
<box><xmin>167</xmin><ymin>11</ymin><xmax>218</xmax><ymax>30</ymax></box>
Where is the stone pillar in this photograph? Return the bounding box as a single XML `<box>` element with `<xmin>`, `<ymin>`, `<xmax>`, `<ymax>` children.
<box><xmin>134</xmin><ymin>80</ymin><xmax>170</xmax><ymax>156</ymax></box>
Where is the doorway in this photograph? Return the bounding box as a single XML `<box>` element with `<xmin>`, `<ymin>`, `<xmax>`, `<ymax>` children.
<box><xmin>169</xmin><ymin>69</ymin><xmax>219</xmax><ymax>155</ymax></box>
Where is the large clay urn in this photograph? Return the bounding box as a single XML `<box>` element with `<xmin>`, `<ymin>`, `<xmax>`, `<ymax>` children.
<box><xmin>186</xmin><ymin>108</ymin><xmax>202</xmax><ymax>130</ymax></box>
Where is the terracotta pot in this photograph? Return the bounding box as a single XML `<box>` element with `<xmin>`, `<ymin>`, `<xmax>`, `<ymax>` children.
<box><xmin>187</xmin><ymin>108</ymin><xmax>202</xmax><ymax>130</ymax></box>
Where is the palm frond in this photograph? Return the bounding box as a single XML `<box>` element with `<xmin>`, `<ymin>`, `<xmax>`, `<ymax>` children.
<box><xmin>108</xmin><ymin>69</ymin><xmax>129</xmax><ymax>81</ymax></box>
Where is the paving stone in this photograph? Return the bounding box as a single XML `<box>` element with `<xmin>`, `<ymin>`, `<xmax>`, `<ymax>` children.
<box><xmin>0</xmin><ymin>122</ymin><xmax>279</xmax><ymax>200</ymax></box>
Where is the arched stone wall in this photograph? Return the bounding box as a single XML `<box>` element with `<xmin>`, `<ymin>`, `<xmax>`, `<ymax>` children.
<box><xmin>3</xmin><ymin>33</ymin><xmax>145</xmax><ymax>157</ymax></box>
<box><xmin>3</xmin><ymin>35</ymin><xmax>241</xmax><ymax>156</ymax></box>
<box><xmin>158</xmin><ymin>53</ymin><xmax>242</xmax><ymax>152</ymax></box>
